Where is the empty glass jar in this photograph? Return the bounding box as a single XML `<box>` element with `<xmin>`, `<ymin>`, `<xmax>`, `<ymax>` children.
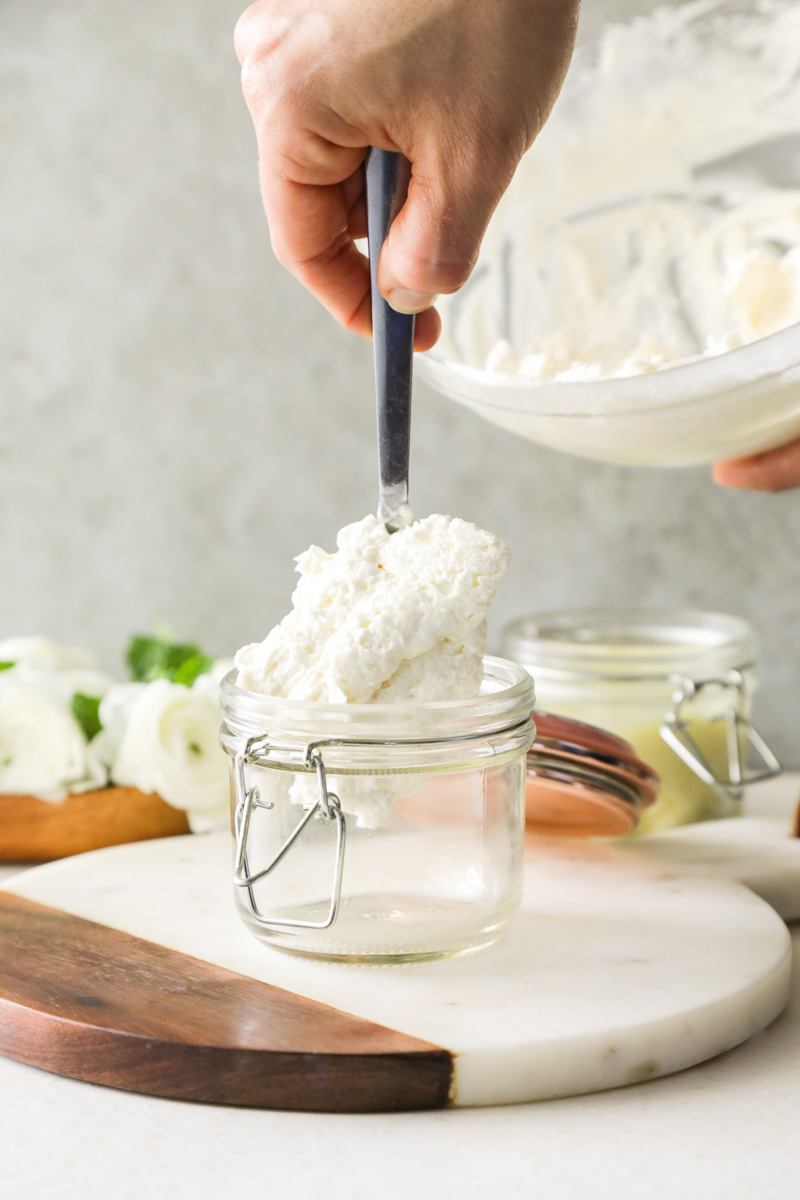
<box><xmin>219</xmin><ymin>657</ymin><xmax>535</xmax><ymax>962</ymax></box>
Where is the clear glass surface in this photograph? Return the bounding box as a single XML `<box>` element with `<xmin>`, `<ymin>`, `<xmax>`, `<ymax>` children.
<box><xmin>419</xmin><ymin>332</ymin><xmax>800</xmax><ymax>466</ymax></box>
<box><xmin>220</xmin><ymin>657</ymin><xmax>535</xmax><ymax>962</ymax></box>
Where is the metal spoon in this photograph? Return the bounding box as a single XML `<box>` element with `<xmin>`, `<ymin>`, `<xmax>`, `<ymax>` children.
<box><xmin>366</xmin><ymin>148</ymin><xmax>415</xmax><ymax>532</ymax></box>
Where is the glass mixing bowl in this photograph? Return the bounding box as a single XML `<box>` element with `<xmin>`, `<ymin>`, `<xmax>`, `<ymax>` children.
<box><xmin>417</xmin><ymin>0</ymin><xmax>800</xmax><ymax>466</ymax></box>
<box><xmin>419</xmin><ymin>329</ymin><xmax>800</xmax><ymax>466</ymax></box>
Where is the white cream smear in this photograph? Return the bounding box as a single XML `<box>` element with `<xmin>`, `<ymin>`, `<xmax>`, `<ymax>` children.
<box><xmin>236</xmin><ymin>514</ymin><xmax>509</xmax><ymax>703</ymax></box>
<box><xmin>438</xmin><ymin>0</ymin><xmax>800</xmax><ymax>381</ymax></box>
<box><xmin>235</xmin><ymin>515</ymin><xmax>509</xmax><ymax>826</ymax></box>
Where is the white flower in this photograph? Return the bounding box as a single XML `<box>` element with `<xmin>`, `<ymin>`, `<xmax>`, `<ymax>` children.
<box><xmin>60</xmin><ymin>667</ymin><xmax>115</xmax><ymax>700</ymax></box>
<box><xmin>2</xmin><ymin>661</ymin><xmax>112</xmax><ymax>707</ymax></box>
<box><xmin>5</xmin><ymin>662</ymin><xmax>115</xmax><ymax>713</ymax></box>
<box><xmin>192</xmin><ymin>658</ymin><xmax>235</xmax><ymax>697</ymax></box>
<box><xmin>0</xmin><ymin>635</ymin><xmax>96</xmax><ymax>672</ymax></box>
<box><xmin>92</xmin><ymin>682</ymin><xmax>147</xmax><ymax>767</ymax></box>
<box><xmin>185</xmin><ymin>803</ymin><xmax>230</xmax><ymax>834</ymax></box>
<box><xmin>100</xmin><ymin>679</ymin><xmax>229</xmax><ymax>818</ymax></box>
<box><xmin>0</xmin><ymin>667</ymin><xmax>107</xmax><ymax>800</ymax></box>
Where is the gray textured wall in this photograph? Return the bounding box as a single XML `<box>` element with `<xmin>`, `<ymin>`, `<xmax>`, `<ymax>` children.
<box><xmin>1</xmin><ymin>0</ymin><xmax>799</xmax><ymax>761</ymax></box>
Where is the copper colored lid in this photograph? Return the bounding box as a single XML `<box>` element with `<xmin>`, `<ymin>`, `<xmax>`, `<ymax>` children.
<box><xmin>532</xmin><ymin>712</ymin><xmax>639</xmax><ymax>762</ymax></box>
<box><xmin>527</xmin><ymin>711</ymin><xmax>659</xmax><ymax>837</ymax></box>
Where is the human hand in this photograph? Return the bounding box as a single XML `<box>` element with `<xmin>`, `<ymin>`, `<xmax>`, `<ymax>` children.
<box><xmin>234</xmin><ymin>0</ymin><xmax>580</xmax><ymax>349</ymax></box>
<box><xmin>713</xmin><ymin>438</ymin><xmax>800</xmax><ymax>492</ymax></box>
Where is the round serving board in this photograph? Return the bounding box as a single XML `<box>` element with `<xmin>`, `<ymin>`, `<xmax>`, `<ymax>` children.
<box><xmin>629</xmin><ymin>816</ymin><xmax>800</xmax><ymax>922</ymax></box>
<box><xmin>0</xmin><ymin>828</ymin><xmax>791</xmax><ymax>1110</ymax></box>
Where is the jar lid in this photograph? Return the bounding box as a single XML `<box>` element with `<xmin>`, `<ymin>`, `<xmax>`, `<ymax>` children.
<box><xmin>504</xmin><ymin>607</ymin><xmax>759</xmax><ymax>684</ymax></box>
<box><xmin>527</xmin><ymin>711</ymin><xmax>659</xmax><ymax>837</ymax></box>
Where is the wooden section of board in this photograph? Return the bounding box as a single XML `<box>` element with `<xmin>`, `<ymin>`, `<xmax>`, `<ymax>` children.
<box><xmin>0</xmin><ymin>788</ymin><xmax>190</xmax><ymax>860</ymax></box>
<box><xmin>0</xmin><ymin>893</ymin><xmax>451</xmax><ymax>1112</ymax></box>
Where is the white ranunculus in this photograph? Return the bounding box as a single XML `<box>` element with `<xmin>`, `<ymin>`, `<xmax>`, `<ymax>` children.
<box><xmin>182</xmin><ymin>666</ymin><xmax>235</xmax><ymax>830</ymax></box>
<box><xmin>185</xmin><ymin>801</ymin><xmax>230</xmax><ymax>834</ymax></box>
<box><xmin>59</xmin><ymin>667</ymin><xmax>115</xmax><ymax>701</ymax></box>
<box><xmin>0</xmin><ymin>636</ymin><xmax>96</xmax><ymax>672</ymax></box>
<box><xmin>0</xmin><ymin>668</ymin><xmax>108</xmax><ymax>800</ymax></box>
<box><xmin>92</xmin><ymin>682</ymin><xmax>147</xmax><ymax>768</ymax></box>
<box><xmin>192</xmin><ymin>658</ymin><xmax>235</xmax><ymax>697</ymax></box>
<box><xmin>4</xmin><ymin>661</ymin><xmax>115</xmax><ymax>710</ymax></box>
<box><xmin>104</xmin><ymin>679</ymin><xmax>229</xmax><ymax>817</ymax></box>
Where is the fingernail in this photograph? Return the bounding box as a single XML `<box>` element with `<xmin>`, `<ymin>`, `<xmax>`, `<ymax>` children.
<box><xmin>385</xmin><ymin>288</ymin><xmax>439</xmax><ymax>314</ymax></box>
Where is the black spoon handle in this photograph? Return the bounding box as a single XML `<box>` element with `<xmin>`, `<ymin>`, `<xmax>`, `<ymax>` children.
<box><xmin>366</xmin><ymin>148</ymin><xmax>415</xmax><ymax>531</ymax></box>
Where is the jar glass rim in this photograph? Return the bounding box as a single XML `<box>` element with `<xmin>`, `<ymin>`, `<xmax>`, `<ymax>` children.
<box><xmin>501</xmin><ymin>607</ymin><xmax>759</xmax><ymax>683</ymax></box>
<box><xmin>220</xmin><ymin>655</ymin><xmax>535</xmax><ymax>742</ymax></box>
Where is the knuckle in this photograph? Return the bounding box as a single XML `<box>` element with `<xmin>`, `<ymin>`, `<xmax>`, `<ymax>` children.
<box><xmin>236</xmin><ymin>7</ymin><xmax>295</xmax><ymax>101</ymax></box>
<box><xmin>233</xmin><ymin>6</ymin><xmax>256</xmax><ymax>63</ymax></box>
<box><xmin>288</xmin><ymin>141</ymin><xmax>354</xmax><ymax>184</ymax></box>
<box><xmin>266</xmin><ymin>123</ymin><xmax>361</xmax><ymax>185</ymax></box>
<box><xmin>240</xmin><ymin>54</ymin><xmax>296</xmax><ymax>125</ymax></box>
<box><xmin>234</xmin><ymin>3</ymin><xmax>283</xmax><ymax>63</ymax></box>
<box><xmin>239</xmin><ymin>55</ymin><xmax>266</xmax><ymax>106</ymax></box>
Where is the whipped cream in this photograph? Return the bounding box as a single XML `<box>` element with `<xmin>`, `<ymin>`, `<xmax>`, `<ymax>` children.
<box><xmin>236</xmin><ymin>513</ymin><xmax>509</xmax><ymax>704</ymax></box>
<box><xmin>235</xmin><ymin>514</ymin><xmax>509</xmax><ymax>828</ymax></box>
<box><xmin>438</xmin><ymin>0</ymin><xmax>800</xmax><ymax>381</ymax></box>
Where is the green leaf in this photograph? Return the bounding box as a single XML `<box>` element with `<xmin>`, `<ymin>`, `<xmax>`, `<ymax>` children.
<box><xmin>171</xmin><ymin>653</ymin><xmax>214</xmax><ymax>687</ymax></box>
<box><xmin>71</xmin><ymin>693</ymin><xmax>103</xmax><ymax>742</ymax></box>
<box><xmin>127</xmin><ymin>635</ymin><xmax>164</xmax><ymax>681</ymax></box>
<box><xmin>126</xmin><ymin>635</ymin><xmax>211</xmax><ymax>686</ymax></box>
<box><xmin>0</xmin><ymin>661</ymin><xmax>14</xmax><ymax>672</ymax></box>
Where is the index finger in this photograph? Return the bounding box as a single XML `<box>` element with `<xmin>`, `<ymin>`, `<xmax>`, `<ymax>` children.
<box><xmin>713</xmin><ymin>436</ymin><xmax>800</xmax><ymax>492</ymax></box>
<box><xmin>262</xmin><ymin>166</ymin><xmax>373</xmax><ymax>337</ymax></box>
<box><xmin>261</xmin><ymin>166</ymin><xmax>442</xmax><ymax>350</ymax></box>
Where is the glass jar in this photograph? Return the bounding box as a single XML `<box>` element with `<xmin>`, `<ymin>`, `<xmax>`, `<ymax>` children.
<box><xmin>501</xmin><ymin>609</ymin><xmax>781</xmax><ymax>833</ymax></box>
<box><xmin>219</xmin><ymin>657</ymin><xmax>535</xmax><ymax>963</ymax></box>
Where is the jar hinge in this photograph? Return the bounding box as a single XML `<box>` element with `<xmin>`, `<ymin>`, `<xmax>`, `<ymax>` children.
<box><xmin>232</xmin><ymin>736</ymin><xmax>346</xmax><ymax>931</ymax></box>
<box><xmin>659</xmin><ymin>671</ymin><xmax>781</xmax><ymax>799</ymax></box>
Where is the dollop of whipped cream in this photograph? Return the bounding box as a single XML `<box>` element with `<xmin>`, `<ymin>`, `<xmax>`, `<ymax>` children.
<box><xmin>437</xmin><ymin>0</ymin><xmax>800</xmax><ymax>381</ymax></box>
<box><xmin>235</xmin><ymin>513</ymin><xmax>509</xmax><ymax>704</ymax></box>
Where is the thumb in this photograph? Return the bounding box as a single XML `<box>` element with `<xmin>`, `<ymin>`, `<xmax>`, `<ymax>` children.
<box><xmin>376</xmin><ymin>148</ymin><xmax>506</xmax><ymax>315</ymax></box>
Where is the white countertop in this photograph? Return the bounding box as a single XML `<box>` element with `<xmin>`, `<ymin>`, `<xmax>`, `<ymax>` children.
<box><xmin>2</xmin><ymin>775</ymin><xmax>798</xmax><ymax>1200</ymax></box>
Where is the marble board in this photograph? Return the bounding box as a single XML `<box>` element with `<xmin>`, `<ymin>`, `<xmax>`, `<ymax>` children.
<box><xmin>626</xmin><ymin>816</ymin><xmax>800</xmax><ymax>922</ymax></box>
<box><xmin>0</xmin><ymin>825</ymin><xmax>792</xmax><ymax>1109</ymax></box>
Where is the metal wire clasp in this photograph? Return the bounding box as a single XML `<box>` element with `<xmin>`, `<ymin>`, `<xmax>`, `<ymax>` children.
<box><xmin>659</xmin><ymin>670</ymin><xmax>781</xmax><ymax>799</ymax></box>
<box><xmin>232</xmin><ymin>736</ymin><xmax>347</xmax><ymax>931</ymax></box>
